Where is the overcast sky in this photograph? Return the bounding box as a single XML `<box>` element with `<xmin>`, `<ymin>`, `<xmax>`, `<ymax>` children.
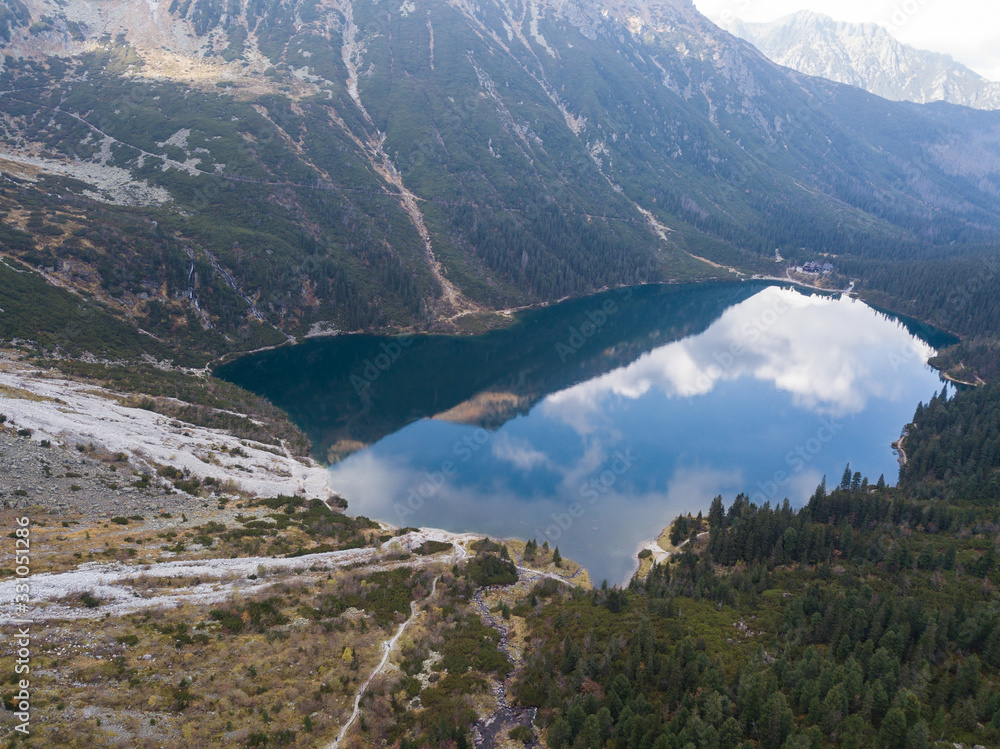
<box><xmin>693</xmin><ymin>0</ymin><xmax>1000</xmax><ymax>81</ymax></box>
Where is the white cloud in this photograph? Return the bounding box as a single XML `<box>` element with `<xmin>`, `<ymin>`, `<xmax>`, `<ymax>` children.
<box><xmin>491</xmin><ymin>434</ymin><xmax>552</xmax><ymax>471</ymax></box>
<box><xmin>539</xmin><ymin>288</ymin><xmax>935</xmax><ymax>433</ymax></box>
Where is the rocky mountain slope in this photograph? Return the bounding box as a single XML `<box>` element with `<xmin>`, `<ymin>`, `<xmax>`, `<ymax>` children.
<box><xmin>1</xmin><ymin>0</ymin><xmax>1000</xmax><ymax>361</ymax></box>
<box><xmin>720</xmin><ymin>10</ymin><xmax>1000</xmax><ymax>110</ymax></box>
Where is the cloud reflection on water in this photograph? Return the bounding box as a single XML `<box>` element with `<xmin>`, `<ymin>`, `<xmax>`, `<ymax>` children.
<box><xmin>328</xmin><ymin>288</ymin><xmax>943</xmax><ymax>583</ymax></box>
<box><xmin>540</xmin><ymin>288</ymin><xmax>935</xmax><ymax>436</ymax></box>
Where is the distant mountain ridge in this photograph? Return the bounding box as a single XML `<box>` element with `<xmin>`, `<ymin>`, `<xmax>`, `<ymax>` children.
<box><xmin>719</xmin><ymin>10</ymin><xmax>1000</xmax><ymax>110</ymax></box>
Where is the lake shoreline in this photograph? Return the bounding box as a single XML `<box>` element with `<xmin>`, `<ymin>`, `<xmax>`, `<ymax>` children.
<box><xmin>220</xmin><ymin>284</ymin><xmax>951</xmax><ymax>585</ymax></box>
<box><xmin>210</xmin><ymin>277</ymin><xmax>853</xmax><ymax>370</ymax></box>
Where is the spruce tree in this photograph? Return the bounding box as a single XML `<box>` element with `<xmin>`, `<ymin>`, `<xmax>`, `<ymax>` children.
<box><xmin>841</xmin><ymin>463</ymin><xmax>853</xmax><ymax>490</ymax></box>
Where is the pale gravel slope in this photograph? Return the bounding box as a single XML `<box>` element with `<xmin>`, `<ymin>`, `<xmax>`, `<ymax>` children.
<box><xmin>0</xmin><ymin>357</ymin><xmax>336</xmax><ymax>500</ymax></box>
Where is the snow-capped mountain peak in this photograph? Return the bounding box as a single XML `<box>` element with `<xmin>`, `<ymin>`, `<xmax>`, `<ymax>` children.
<box><xmin>718</xmin><ymin>10</ymin><xmax>1000</xmax><ymax>110</ymax></box>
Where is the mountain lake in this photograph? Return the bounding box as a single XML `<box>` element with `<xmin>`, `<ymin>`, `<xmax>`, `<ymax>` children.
<box><xmin>217</xmin><ymin>282</ymin><xmax>957</xmax><ymax>584</ymax></box>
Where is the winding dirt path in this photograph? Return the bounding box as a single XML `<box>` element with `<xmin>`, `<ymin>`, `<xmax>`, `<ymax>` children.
<box><xmin>893</xmin><ymin>430</ymin><xmax>909</xmax><ymax>468</ymax></box>
<box><xmin>630</xmin><ymin>530</ymin><xmax>710</xmax><ymax>581</ymax></box>
<box><xmin>328</xmin><ymin>575</ymin><xmax>440</xmax><ymax>749</ymax></box>
<box><xmin>0</xmin><ymin>530</ymin><xmax>472</xmax><ymax>621</ymax></box>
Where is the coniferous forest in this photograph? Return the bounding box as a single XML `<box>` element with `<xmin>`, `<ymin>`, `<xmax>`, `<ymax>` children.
<box><xmin>2</xmin><ymin>1</ymin><xmax>1000</xmax><ymax>747</ymax></box>
<box><xmin>510</xmin><ymin>380</ymin><xmax>1000</xmax><ymax>749</ymax></box>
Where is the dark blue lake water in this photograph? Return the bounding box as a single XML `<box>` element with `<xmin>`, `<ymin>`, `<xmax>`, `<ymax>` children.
<box><xmin>217</xmin><ymin>282</ymin><xmax>953</xmax><ymax>583</ymax></box>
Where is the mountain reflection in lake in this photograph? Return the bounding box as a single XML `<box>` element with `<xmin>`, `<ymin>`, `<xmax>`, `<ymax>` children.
<box><xmin>217</xmin><ymin>283</ymin><xmax>952</xmax><ymax>584</ymax></box>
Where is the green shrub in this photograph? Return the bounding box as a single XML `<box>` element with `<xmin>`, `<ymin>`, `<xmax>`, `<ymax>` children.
<box><xmin>467</xmin><ymin>554</ymin><xmax>518</xmax><ymax>587</ymax></box>
<box><xmin>209</xmin><ymin>597</ymin><xmax>289</xmax><ymax>635</ymax></box>
<box><xmin>415</xmin><ymin>540</ymin><xmax>453</xmax><ymax>556</ymax></box>
<box><xmin>509</xmin><ymin>725</ymin><xmax>534</xmax><ymax>743</ymax></box>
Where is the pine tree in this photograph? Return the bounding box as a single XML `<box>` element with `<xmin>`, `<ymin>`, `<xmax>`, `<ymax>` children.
<box><xmin>708</xmin><ymin>495</ymin><xmax>725</xmax><ymax>529</ymax></box>
<box><xmin>879</xmin><ymin>707</ymin><xmax>908</xmax><ymax>749</ymax></box>
<box><xmin>841</xmin><ymin>464</ymin><xmax>853</xmax><ymax>490</ymax></box>
<box><xmin>943</xmin><ymin>543</ymin><xmax>957</xmax><ymax>571</ymax></box>
<box><xmin>525</xmin><ymin>539</ymin><xmax>538</xmax><ymax>560</ymax></box>
<box><xmin>553</xmin><ymin>546</ymin><xmax>562</xmax><ymax>567</ymax></box>
<box><xmin>670</xmin><ymin>515</ymin><xmax>690</xmax><ymax>545</ymax></box>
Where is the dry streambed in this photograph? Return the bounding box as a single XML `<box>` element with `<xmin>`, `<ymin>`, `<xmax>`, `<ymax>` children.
<box><xmin>0</xmin><ymin>358</ymin><xmax>334</xmax><ymax>503</ymax></box>
<box><xmin>0</xmin><ymin>529</ymin><xmax>478</xmax><ymax>620</ymax></box>
<box><xmin>0</xmin><ymin>355</ymin><xmax>589</xmax><ymax>746</ymax></box>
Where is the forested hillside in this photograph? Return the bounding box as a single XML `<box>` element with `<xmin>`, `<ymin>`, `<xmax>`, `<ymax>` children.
<box><xmin>2</xmin><ymin>0</ymin><xmax>1000</xmax><ymax>361</ymax></box>
<box><xmin>512</xmin><ymin>379</ymin><xmax>1000</xmax><ymax>749</ymax></box>
<box><xmin>901</xmin><ymin>384</ymin><xmax>1000</xmax><ymax>505</ymax></box>
<box><xmin>3</xmin><ymin>5</ymin><xmax>1000</xmax><ymax>748</ymax></box>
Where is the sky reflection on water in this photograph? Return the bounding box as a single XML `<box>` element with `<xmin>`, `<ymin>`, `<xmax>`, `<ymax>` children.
<box><xmin>325</xmin><ymin>288</ymin><xmax>946</xmax><ymax>583</ymax></box>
